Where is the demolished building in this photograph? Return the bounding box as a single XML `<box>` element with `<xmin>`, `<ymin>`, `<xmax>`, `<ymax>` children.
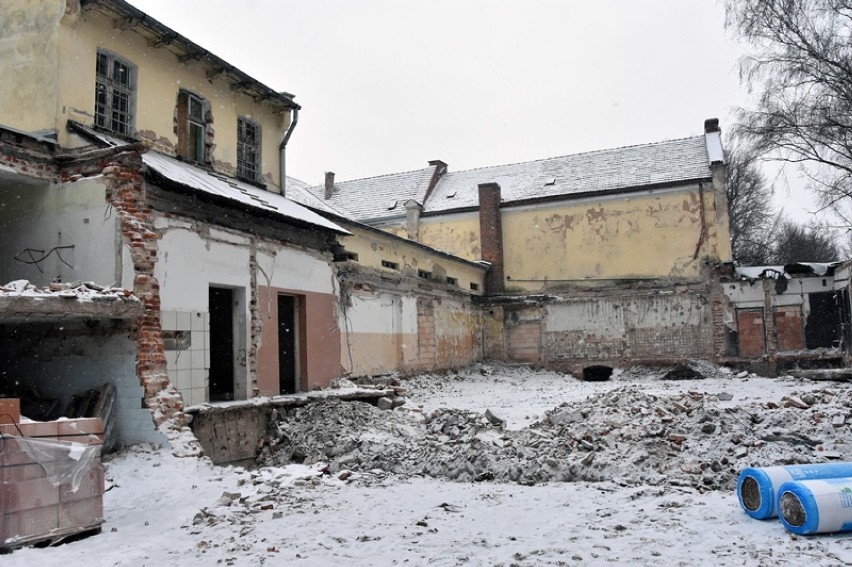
<box><xmin>3</xmin><ymin>0</ymin><xmax>851</xmax><ymax>461</ymax></box>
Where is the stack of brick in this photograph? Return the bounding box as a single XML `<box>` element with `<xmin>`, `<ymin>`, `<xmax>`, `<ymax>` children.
<box><xmin>0</xmin><ymin>412</ymin><xmax>104</xmax><ymax>549</ymax></box>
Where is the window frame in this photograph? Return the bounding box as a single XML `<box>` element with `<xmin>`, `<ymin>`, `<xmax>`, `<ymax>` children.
<box><xmin>94</xmin><ymin>50</ymin><xmax>136</xmax><ymax>136</ymax></box>
<box><xmin>237</xmin><ymin>116</ymin><xmax>262</xmax><ymax>182</ymax></box>
<box><xmin>176</xmin><ymin>90</ymin><xmax>212</xmax><ymax>164</ymax></box>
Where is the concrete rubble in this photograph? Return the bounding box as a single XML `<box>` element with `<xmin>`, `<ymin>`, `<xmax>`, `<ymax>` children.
<box><xmin>256</xmin><ymin>365</ymin><xmax>852</xmax><ymax>492</ymax></box>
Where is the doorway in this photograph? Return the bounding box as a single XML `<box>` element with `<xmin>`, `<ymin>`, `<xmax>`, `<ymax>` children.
<box><xmin>209</xmin><ymin>287</ymin><xmax>235</xmax><ymax>401</ymax></box>
<box><xmin>278</xmin><ymin>294</ymin><xmax>299</xmax><ymax>394</ymax></box>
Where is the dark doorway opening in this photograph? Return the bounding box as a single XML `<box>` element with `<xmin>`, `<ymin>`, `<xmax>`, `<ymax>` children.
<box><xmin>278</xmin><ymin>295</ymin><xmax>298</xmax><ymax>394</ymax></box>
<box><xmin>209</xmin><ymin>287</ymin><xmax>235</xmax><ymax>401</ymax></box>
<box><xmin>806</xmin><ymin>292</ymin><xmax>842</xmax><ymax>349</ymax></box>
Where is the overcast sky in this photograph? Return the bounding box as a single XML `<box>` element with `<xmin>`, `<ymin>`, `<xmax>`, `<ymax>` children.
<box><xmin>125</xmin><ymin>0</ymin><xmax>816</xmax><ymax>216</ymax></box>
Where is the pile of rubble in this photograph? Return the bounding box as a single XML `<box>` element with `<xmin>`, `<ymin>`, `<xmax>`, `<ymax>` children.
<box><xmin>258</xmin><ymin>375</ymin><xmax>852</xmax><ymax>491</ymax></box>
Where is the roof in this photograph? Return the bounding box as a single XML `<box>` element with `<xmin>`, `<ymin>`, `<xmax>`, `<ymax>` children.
<box><xmin>307</xmin><ymin>165</ymin><xmax>440</xmax><ymax>221</ymax></box>
<box><xmin>306</xmin><ymin>135</ymin><xmax>715</xmax><ymax>221</ymax></box>
<box><xmin>143</xmin><ymin>152</ymin><xmax>349</xmax><ymax>235</ymax></box>
<box><xmin>284</xmin><ymin>176</ymin><xmax>347</xmax><ymax>216</ymax></box>
<box><xmin>83</xmin><ymin>0</ymin><xmax>298</xmax><ymax>111</ymax></box>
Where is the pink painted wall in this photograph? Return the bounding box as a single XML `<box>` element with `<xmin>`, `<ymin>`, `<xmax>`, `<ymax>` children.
<box><xmin>256</xmin><ymin>287</ymin><xmax>341</xmax><ymax>394</ymax></box>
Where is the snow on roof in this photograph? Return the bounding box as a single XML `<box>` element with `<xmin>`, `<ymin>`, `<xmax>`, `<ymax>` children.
<box><xmin>305</xmin><ymin>166</ymin><xmax>438</xmax><ymax>221</ymax></box>
<box><xmin>425</xmin><ymin>136</ymin><xmax>712</xmax><ymax>214</ymax></box>
<box><xmin>142</xmin><ymin>152</ymin><xmax>349</xmax><ymax>235</ymax></box>
<box><xmin>284</xmin><ymin>176</ymin><xmax>347</xmax><ymax>216</ymax></box>
<box><xmin>305</xmin><ymin>136</ymin><xmax>712</xmax><ymax>221</ymax></box>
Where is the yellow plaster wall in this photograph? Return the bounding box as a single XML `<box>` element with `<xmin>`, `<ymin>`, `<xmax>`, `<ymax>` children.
<box><xmin>0</xmin><ymin>0</ymin><xmax>65</xmax><ymax>134</ymax></box>
<box><xmin>56</xmin><ymin>8</ymin><xmax>290</xmax><ymax>191</ymax></box>
<box><xmin>340</xmin><ymin>225</ymin><xmax>485</xmax><ymax>294</ymax></box>
<box><xmin>407</xmin><ymin>185</ymin><xmax>729</xmax><ymax>292</ymax></box>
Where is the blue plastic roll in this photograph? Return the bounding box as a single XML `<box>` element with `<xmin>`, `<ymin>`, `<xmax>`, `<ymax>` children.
<box><xmin>737</xmin><ymin>462</ymin><xmax>852</xmax><ymax>520</ymax></box>
<box><xmin>777</xmin><ymin>477</ymin><xmax>852</xmax><ymax>535</ymax></box>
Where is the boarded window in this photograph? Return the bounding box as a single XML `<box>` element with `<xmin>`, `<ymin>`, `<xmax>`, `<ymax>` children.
<box><xmin>237</xmin><ymin>117</ymin><xmax>261</xmax><ymax>181</ymax></box>
<box><xmin>94</xmin><ymin>50</ymin><xmax>135</xmax><ymax>135</ymax></box>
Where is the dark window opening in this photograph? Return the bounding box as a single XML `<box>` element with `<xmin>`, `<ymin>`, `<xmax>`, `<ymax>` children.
<box><xmin>470</xmin><ymin>282</ymin><xmax>480</xmax><ymax>291</ymax></box>
<box><xmin>381</xmin><ymin>260</ymin><xmax>399</xmax><ymax>270</ymax></box>
<box><xmin>446</xmin><ymin>276</ymin><xmax>458</xmax><ymax>286</ymax></box>
<box><xmin>345</xmin><ymin>252</ymin><xmax>359</xmax><ymax>261</ymax></box>
<box><xmin>418</xmin><ymin>270</ymin><xmax>432</xmax><ymax>279</ymax></box>
<box><xmin>237</xmin><ymin>117</ymin><xmax>261</xmax><ymax>181</ymax></box>
<box><xmin>176</xmin><ymin>91</ymin><xmax>211</xmax><ymax>164</ymax></box>
<box><xmin>95</xmin><ymin>50</ymin><xmax>135</xmax><ymax>135</ymax></box>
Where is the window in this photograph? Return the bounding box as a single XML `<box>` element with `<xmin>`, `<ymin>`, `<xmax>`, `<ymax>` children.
<box><xmin>418</xmin><ymin>269</ymin><xmax>432</xmax><ymax>279</ymax></box>
<box><xmin>381</xmin><ymin>260</ymin><xmax>399</xmax><ymax>270</ymax></box>
<box><xmin>470</xmin><ymin>283</ymin><xmax>480</xmax><ymax>291</ymax></box>
<box><xmin>95</xmin><ymin>50</ymin><xmax>135</xmax><ymax>135</ymax></box>
<box><xmin>176</xmin><ymin>91</ymin><xmax>212</xmax><ymax>163</ymax></box>
<box><xmin>237</xmin><ymin>117</ymin><xmax>261</xmax><ymax>181</ymax></box>
<box><xmin>446</xmin><ymin>276</ymin><xmax>458</xmax><ymax>286</ymax></box>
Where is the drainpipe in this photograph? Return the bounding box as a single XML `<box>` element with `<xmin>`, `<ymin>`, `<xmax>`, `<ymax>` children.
<box><xmin>279</xmin><ymin>107</ymin><xmax>299</xmax><ymax>197</ymax></box>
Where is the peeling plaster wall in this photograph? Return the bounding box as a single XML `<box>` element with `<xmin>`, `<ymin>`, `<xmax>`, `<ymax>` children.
<box><xmin>0</xmin><ymin>0</ymin><xmax>64</xmax><ymax>134</ymax></box>
<box><xmin>339</xmin><ymin>287</ymin><xmax>482</xmax><ymax>377</ymax></box>
<box><xmin>57</xmin><ymin>8</ymin><xmax>291</xmax><ymax>190</ymax></box>
<box><xmin>406</xmin><ymin>184</ymin><xmax>729</xmax><ymax>293</ymax></box>
<box><xmin>340</xmin><ymin>293</ymin><xmax>417</xmax><ymax>376</ymax></box>
<box><xmin>153</xmin><ymin>216</ymin><xmax>340</xmax><ymax>401</ymax></box>
<box><xmin>0</xmin><ymin>176</ymin><xmax>118</xmax><ymax>286</ymax></box>
<box><xmin>153</xmin><ymin>220</ymin><xmax>251</xmax><ymax>406</ymax></box>
<box><xmin>541</xmin><ymin>290</ymin><xmax>713</xmax><ymax>367</ymax></box>
<box><xmin>339</xmin><ymin>225</ymin><xmax>485</xmax><ymax>294</ymax></box>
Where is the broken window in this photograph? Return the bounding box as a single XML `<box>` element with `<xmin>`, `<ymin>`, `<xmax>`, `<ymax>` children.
<box><xmin>94</xmin><ymin>50</ymin><xmax>135</xmax><ymax>135</ymax></box>
<box><xmin>237</xmin><ymin>117</ymin><xmax>262</xmax><ymax>181</ymax></box>
<box><xmin>176</xmin><ymin>90</ymin><xmax>213</xmax><ymax>163</ymax></box>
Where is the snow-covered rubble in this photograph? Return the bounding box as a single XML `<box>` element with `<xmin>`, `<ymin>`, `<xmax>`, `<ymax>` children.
<box><xmin>258</xmin><ymin>364</ymin><xmax>852</xmax><ymax>493</ymax></box>
<box><xmin>7</xmin><ymin>364</ymin><xmax>852</xmax><ymax>566</ymax></box>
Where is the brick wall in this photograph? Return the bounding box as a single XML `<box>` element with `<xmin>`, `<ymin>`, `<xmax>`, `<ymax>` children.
<box><xmin>774</xmin><ymin>305</ymin><xmax>805</xmax><ymax>352</ymax></box>
<box><xmin>102</xmin><ymin>154</ymin><xmax>183</xmax><ymax>427</ymax></box>
<box><xmin>478</xmin><ymin>183</ymin><xmax>505</xmax><ymax>293</ymax></box>
<box><xmin>736</xmin><ymin>309</ymin><xmax>766</xmax><ymax>357</ymax></box>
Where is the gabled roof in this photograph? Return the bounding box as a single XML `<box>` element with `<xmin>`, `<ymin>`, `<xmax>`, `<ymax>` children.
<box><xmin>306</xmin><ymin>165</ymin><xmax>441</xmax><ymax>222</ymax></box>
<box><xmin>425</xmin><ymin>135</ymin><xmax>712</xmax><ymax>214</ymax></box>
<box><xmin>305</xmin><ymin>135</ymin><xmax>716</xmax><ymax>221</ymax></box>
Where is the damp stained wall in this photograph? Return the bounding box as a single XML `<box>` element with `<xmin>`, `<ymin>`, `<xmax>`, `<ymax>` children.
<box><xmin>339</xmin><ymin>292</ymin><xmax>418</xmax><ymax>376</ymax></box>
<box><xmin>0</xmin><ymin>176</ymin><xmax>119</xmax><ymax>286</ymax></box>
<box><xmin>339</xmin><ymin>224</ymin><xmax>486</xmax><ymax>293</ymax></box>
<box><xmin>409</xmin><ymin>184</ymin><xmax>730</xmax><ymax>292</ymax></box>
<box><xmin>2</xmin><ymin>3</ymin><xmax>292</xmax><ymax>191</ymax></box>
<box><xmin>0</xmin><ymin>0</ymin><xmax>64</xmax><ymax>134</ymax></box>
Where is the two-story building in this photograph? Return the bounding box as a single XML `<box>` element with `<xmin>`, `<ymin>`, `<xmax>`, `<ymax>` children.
<box><xmin>0</xmin><ymin>0</ymin><xmax>352</xmax><ymax>444</ymax></box>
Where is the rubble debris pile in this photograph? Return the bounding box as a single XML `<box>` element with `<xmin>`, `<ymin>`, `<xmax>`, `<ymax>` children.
<box><xmin>258</xmin><ymin>382</ymin><xmax>852</xmax><ymax>492</ymax></box>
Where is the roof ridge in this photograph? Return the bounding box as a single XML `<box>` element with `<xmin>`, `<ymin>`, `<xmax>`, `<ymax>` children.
<box><xmin>311</xmin><ymin>165</ymin><xmax>435</xmax><ymax>188</ymax></box>
<box><xmin>445</xmin><ymin>135</ymin><xmax>705</xmax><ymax>176</ymax></box>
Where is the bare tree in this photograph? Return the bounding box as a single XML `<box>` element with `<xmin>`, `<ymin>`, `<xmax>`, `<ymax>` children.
<box><xmin>726</xmin><ymin>141</ymin><xmax>778</xmax><ymax>264</ymax></box>
<box><xmin>771</xmin><ymin>219</ymin><xmax>841</xmax><ymax>263</ymax></box>
<box><xmin>724</xmin><ymin>0</ymin><xmax>852</xmax><ymax>224</ymax></box>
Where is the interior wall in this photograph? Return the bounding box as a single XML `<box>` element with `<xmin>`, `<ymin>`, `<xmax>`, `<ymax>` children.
<box><xmin>0</xmin><ymin>177</ymin><xmax>118</xmax><ymax>286</ymax></box>
<box><xmin>0</xmin><ymin>320</ymin><xmax>165</xmax><ymax>448</ymax></box>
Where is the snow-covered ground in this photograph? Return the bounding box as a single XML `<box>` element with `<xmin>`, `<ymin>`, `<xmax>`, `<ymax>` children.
<box><xmin>6</xmin><ymin>364</ymin><xmax>852</xmax><ymax>566</ymax></box>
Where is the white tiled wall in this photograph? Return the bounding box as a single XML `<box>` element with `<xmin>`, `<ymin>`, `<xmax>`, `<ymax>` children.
<box><xmin>162</xmin><ymin>310</ymin><xmax>209</xmax><ymax>407</ymax></box>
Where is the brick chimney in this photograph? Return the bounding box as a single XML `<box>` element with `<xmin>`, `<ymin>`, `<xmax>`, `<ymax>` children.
<box><xmin>704</xmin><ymin>118</ymin><xmax>720</xmax><ymax>133</ymax></box>
<box><xmin>324</xmin><ymin>171</ymin><xmax>335</xmax><ymax>200</ymax></box>
<box><xmin>478</xmin><ymin>182</ymin><xmax>505</xmax><ymax>294</ymax></box>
